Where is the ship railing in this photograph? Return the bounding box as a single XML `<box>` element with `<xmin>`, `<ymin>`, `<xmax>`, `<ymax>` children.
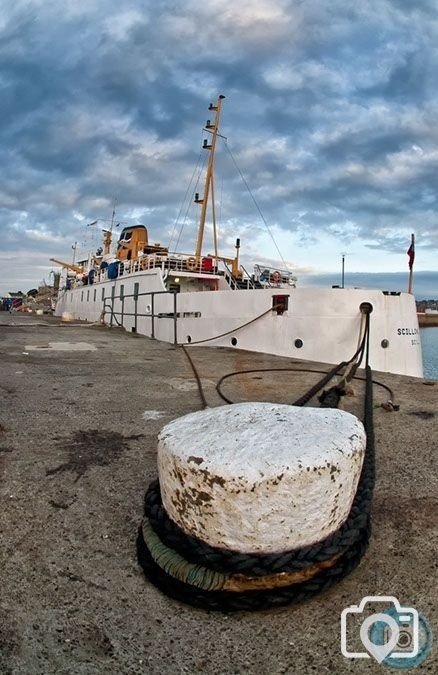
<box><xmin>102</xmin><ymin>288</ymin><xmax>180</xmax><ymax>345</ymax></box>
<box><xmin>253</xmin><ymin>264</ymin><xmax>297</xmax><ymax>288</ymax></box>
<box><xmin>221</xmin><ymin>261</ymin><xmax>259</xmax><ymax>290</ymax></box>
<box><xmin>222</xmin><ymin>262</ymin><xmax>239</xmax><ymax>290</ymax></box>
<box><xmin>240</xmin><ymin>264</ymin><xmax>258</xmax><ymax>289</ymax></box>
<box><xmin>64</xmin><ymin>253</ymin><xmax>222</xmax><ymax>290</ymax></box>
<box><xmin>123</xmin><ymin>253</ymin><xmax>219</xmax><ymax>275</ymax></box>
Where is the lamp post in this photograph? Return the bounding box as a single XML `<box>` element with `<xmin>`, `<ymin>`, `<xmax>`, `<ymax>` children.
<box><xmin>341</xmin><ymin>252</ymin><xmax>346</xmax><ymax>289</ymax></box>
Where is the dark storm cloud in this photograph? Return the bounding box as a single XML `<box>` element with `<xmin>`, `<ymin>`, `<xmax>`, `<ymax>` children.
<box><xmin>0</xmin><ymin>0</ymin><xmax>437</xmax><ymax>293</ymax></box>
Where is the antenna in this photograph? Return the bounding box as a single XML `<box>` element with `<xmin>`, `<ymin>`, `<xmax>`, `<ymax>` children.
<box><xmin>110</xmin><ymin>196</ymin><xmax>117</xmax><ymax>233</ymax></box>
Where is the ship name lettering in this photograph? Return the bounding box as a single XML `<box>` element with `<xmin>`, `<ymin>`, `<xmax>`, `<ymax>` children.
<box><xmin>397</xmin><ymin>328</ymin><xmax>419</xmax><ymax>336</ymax></box>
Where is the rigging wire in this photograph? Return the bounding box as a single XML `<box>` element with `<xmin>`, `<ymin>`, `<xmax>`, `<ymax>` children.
<box><xmin>223</xmin><ymin>140</ymin><xmax>289</xmax><ymax>270</ymax></box>
<box><xmin>218</xmin><ymin>168</ymin><xmax>223</xmax><ymax>233</ymax></box>
<box><xmin>174</xmin><ymin>152</ymin><xmax>208</xmax><ymax>252</ymax></box>
<box><xmin>168</xmin><ymin>145</ymin><xmax>203</xmax><ymax>251</ymax></box>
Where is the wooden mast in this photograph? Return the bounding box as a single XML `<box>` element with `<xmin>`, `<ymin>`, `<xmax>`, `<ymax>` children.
<box><xmin>194</xmin><ymin>95</ymin><xmax>225</xmax><ymax>260</ymax></box>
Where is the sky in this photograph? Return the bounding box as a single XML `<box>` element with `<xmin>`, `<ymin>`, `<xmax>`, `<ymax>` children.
<box><xmin>1</xmin><ymin>0</ymin><xmax>437</xmax><ymax>299</ymax></box>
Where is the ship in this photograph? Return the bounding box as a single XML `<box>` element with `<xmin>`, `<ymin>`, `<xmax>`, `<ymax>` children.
<box><xmin>53</xmin><ymin>96</ymin><xmax>423</xmax><ymax>378</ymax></box>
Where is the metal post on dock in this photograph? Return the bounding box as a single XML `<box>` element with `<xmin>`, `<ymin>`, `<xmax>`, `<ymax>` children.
<box><xmin>173</xmin><ymin>292</ymin><xmax>178</xmax><ymax>345</ymax></box>
<box><xmin>110</xmin><ymin>286</ymin><xmax>115</xmax><ymax>327</ymax></box>
<box><xmin>151</xmin><ymin>294</ymin><xmax>155</xmax><ymax>339</ymax></box>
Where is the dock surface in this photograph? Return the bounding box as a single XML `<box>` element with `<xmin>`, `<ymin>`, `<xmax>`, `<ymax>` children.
<box><xmin>1</xmin><ymin>315</ymin><xmax>437</xmax><ymax>674</ymax></box>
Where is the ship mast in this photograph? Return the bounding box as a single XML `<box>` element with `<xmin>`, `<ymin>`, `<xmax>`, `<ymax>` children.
<box><xmin>194</xmin><ymin>95</ymin><xmax>225</xmax><ymax>259</ymax></box>
<box><xmin>104</xmin><ymin>198</ymin><xmax>118</xmax><ymax>255</ymax></box>
<box><xmin>88</xmin><ymin>197</ymin><xmax>119</xmax><ymax>256</ymax></box>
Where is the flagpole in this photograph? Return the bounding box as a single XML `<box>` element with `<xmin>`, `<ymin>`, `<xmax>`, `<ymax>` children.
<box><xmin>407</xmin><ymin>233</ymin><xmax>415</xmax><ymax>294</ymax></box>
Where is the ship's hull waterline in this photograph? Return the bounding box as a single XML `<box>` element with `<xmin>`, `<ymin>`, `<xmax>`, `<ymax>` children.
<box><xmin>55</xmin><ymin>270</ymin><xmax>423</xmax><ymax>378</ymax></box>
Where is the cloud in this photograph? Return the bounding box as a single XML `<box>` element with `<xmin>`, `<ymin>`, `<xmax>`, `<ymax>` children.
<box><xmin>0</xmin><ymin>0</ymin><xmax>437</xmax><ymax>294</ymax></box>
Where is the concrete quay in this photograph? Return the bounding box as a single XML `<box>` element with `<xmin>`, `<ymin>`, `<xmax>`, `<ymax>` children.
<box><xmin>0</xmin><ymin>314</ymin><xmax>437</xmax><ymax>674</ymax></box>
<box><xmin>418</xmin><ymin>313</ymin><xmax>438</xmax><ymax>328</ymax></box>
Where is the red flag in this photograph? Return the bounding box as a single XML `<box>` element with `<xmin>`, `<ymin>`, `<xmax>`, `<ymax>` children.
<box><xmin>407</xmin><ymin>236</ymin><xmax>415</xmax><ymax>270</ymax></box>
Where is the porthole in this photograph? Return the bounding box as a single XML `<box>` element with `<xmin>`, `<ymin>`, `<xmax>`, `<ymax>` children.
<box><xmin>146</xmin><ymin>304</ymin><xmax>152</xmax><ymax>313</ymax></box>
<box><xmin>231</xmin><ymin>337</ymin><xmax>237</xmax><ymax>346</ymax></box>
<box><xmin>381</xmin><ymin>339</ymin><xmax>389</xmax><ymax>349</ymax></box>
<box><xmin>187</xmin><ymin>335</ymin><xmax>192</xmax><ymax>343</ymax></box>
<box><xmin>294</xmin><ymin>338</ymin><xmax>303</xmax><ymax>349</ymax></box>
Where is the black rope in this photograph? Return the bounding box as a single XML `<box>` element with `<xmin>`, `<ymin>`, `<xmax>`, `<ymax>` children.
<box><xmin>292</xmin><ymin>319</ymin><xmax>368</xmax><ymax>406</ymax></box>
<box><xmin>136</xmin><ymin>520</ymin><xmax>370</xmax><ymax>612</ymax></box>
<box><xmin>214</xmin><ymin>366</ymin><xmax>395</xmax><ymax>407</ymax></box>
<box><xmin>103</xmin><ymin>302</ymin><xmax>122</xmax><ymax>327</ymax></box>
<box><xmin>180</xmin><ymin>305</ymin><xmax>278</xmax><ymax>347</ymax></box>
<box><xmin>180</xmin><ymin>345</ymin><xmax>208</xmax><ymax>409</ymax></box>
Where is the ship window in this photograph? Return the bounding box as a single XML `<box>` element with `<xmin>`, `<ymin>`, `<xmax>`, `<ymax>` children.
<box><xmin>231</xmin><ymin>337</ymin><xmax>238</xmax><ymax>346</ymax></box>
<box><xmin>111</xmin><ymin>285</ymin><xmax>115</xmax><ymax>299</ymax></box>
<box><xmin>295</xmin><ymin>339</ymin><xmax>303</xmax><ymax>349</ymax></box>
<box><xmin>120</xmin><ymin>284</ymin><xmax>124</xmax><ymax>300</ymax></box>
<box><xmin>134</xmin><ymin>282</ymin><xmax>139</xmax><ymax>300</ymax></box>
<box><xmin>81</xmin><ymin>291</ymin><xmax>84</xmax><ymax>302</ymax></box>
<box><xmin>93</xmin><ymin>289</ymin><xmax>97</xmax><ymax>302</ymax></box>
<box><xmin>101</xmin><ymin>288</ymin><xmax>105</xmax><ymax>301</ymax></box>
<box><xmin>87</xmin><ymin>290</ymin><xmax>90</xmax><ymax>302</ymax></box>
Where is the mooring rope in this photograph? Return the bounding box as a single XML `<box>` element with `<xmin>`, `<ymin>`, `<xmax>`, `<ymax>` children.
<box><xmin>179</xmin><ymin>304</ymin><xmax>280</xmax><ymax>347</ymax></box>
<box><xmin>137</xmin><ymin>520</ymin><xmax>370</xmax><ymax>611</ymax></box>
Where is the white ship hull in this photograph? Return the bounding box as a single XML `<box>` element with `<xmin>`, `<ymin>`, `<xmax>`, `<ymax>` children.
<box><xmin>55</xmin><ymin>269</ymin><xmax>423</xmax><ymax>378</ymax></box>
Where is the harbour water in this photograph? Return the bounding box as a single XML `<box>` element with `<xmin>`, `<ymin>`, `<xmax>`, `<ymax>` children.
<box><xmin>421</xmin><ymin>327</ymin><xmax>438</xmax><ymax>380</ymax></box>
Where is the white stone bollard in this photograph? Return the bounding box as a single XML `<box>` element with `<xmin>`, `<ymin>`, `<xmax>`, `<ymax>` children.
<box><xmin>158</xmin><ymin>402</ymin><xmax>366</xmax><ymax>554</ymax></box>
